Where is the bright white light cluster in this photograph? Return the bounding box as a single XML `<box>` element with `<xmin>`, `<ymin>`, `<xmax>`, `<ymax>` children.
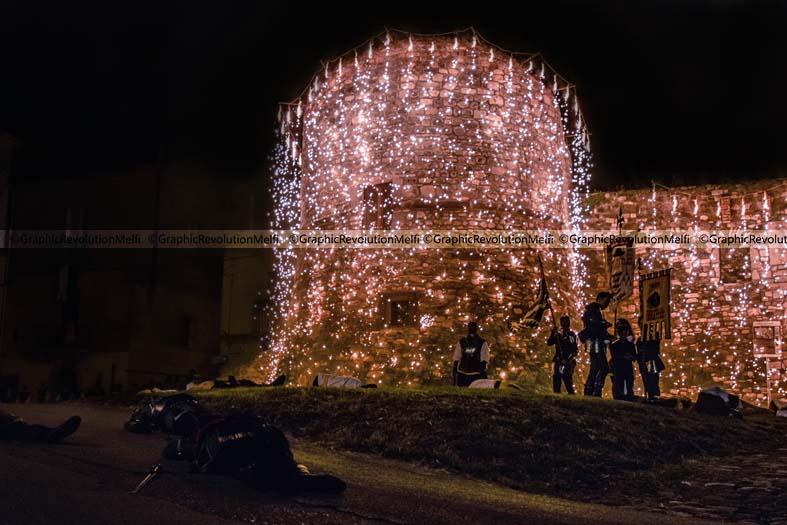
<box><xmin>265</xmin><ymin>30</ymin><xmax>592</xmax><ymax>385</ymax></box>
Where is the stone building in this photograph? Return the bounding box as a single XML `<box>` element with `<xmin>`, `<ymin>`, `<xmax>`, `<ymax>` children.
<box><xmin>265</xmin><ymin>31</ymin><xmax>787</xmax><ymax>404</ymax></box>
<box><xmin>267</xmin><ymin>31</ymin><xmax>590</xmax><ymax>386</ymax></box>
<box><xmin>0</xmin><ymin>158</ymin><xmax>262</xmax><ymax>399</ymax></box>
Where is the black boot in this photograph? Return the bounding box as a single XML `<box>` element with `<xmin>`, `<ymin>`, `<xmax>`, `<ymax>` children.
<box><xmin>47</xmin><ymin>416</ymin><xmax>81</xmax><ymax>443</ymax></box>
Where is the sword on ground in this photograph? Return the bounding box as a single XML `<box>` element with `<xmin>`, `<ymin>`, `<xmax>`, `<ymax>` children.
<box><xmin>131</xmin><ymin>463</ymin><xmax>161</xmax><ymax>494</ymax></box>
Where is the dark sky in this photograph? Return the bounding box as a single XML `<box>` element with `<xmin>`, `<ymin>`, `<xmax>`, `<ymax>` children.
<box><xmin>1</xmin><ymin>0</ymin><xmax>786</xmax><ymax>188</ymax></box>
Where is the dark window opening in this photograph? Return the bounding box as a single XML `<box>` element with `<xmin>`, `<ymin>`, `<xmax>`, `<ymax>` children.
<box><xmin>381</xmin><ymin>292</ymin><xmax>418</xmax><ymax>327</ymax></box>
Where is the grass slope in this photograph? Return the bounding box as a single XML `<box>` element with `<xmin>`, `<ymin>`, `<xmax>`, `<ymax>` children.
<box><xmin>194</xmin><ymin>386</ymin><xmax>786</xmax><ymax>498</ymax></box>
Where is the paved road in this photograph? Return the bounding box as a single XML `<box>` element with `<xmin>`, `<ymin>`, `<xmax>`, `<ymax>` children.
<box><xmin>0</xmin><ymin>402</ymin><xmax>711</xmax><ymax>525</ymax></box>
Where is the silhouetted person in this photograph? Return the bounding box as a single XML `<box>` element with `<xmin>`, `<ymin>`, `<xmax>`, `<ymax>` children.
<box><xmin>609</xmin><ymin>319</ymin><xmax>637</xmax><ymax>401</ymax></box>
<box><xmin>580</xmin><ymin>292</ymin><xmax>613</xmax><ymax>396</ymax></box>
<box><xmin>453</xmin><ymin>321</ymin><xmax>489</xmax><ymax>387</ymax></box>
<box><xmin>547</xmin><ymin>315</ymin><xmax>578</xmax><ymax>394</ymax></box>
<box><xmin>0</xmin><ymin>409</ymin><xmax>81</xmax><ymax>442</ymax></box>
<box><xmin>636</xmin><ymin>318</ymin><xmax>665</xmax><ymax>401</ymax></box>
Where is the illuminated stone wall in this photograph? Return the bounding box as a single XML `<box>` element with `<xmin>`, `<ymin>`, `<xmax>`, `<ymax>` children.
<box><xmin>268</xmin><ymin>32</ymin><xmax>589</xmax><ymax>386</ymax></box>
<box><xmin>585</xmin><ymin>182</ymin><xmax>787</xmax><ymax>404</ymax></box>
<box><xmin>266</xmin><ymin>31</ymin><xmax>786</xmax><ymax>402</ymax></box>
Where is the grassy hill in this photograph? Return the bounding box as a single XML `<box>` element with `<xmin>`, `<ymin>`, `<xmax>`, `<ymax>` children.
<box><xmin>193</xmin><ymin>386</ymin><xmax>787</xmax><ymax>500</ymax></box>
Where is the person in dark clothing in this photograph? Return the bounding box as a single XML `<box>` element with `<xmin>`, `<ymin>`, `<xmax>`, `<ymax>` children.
<box><xmin>0</xmin><ymin>409</ymin><xmax>81</xmax><ymax>443</ymax></box>
<box><xmin>128</xmin><ymin>394</ymin><xmax>346</xmax><ymax>493</ymax></box>
<box><xmin>636</xmin><ymin>319</ymin><xmax>665</xmax><ymax>401</ymax></box>
<box><xmin>125</xmin><ymin>393</ymin><xmax>203</xmax><ymax>436</ymax></box>
<box><xmin>452</xmin><ymin>321</ymin><xmax>490</xmax><ymax>387</ymax></box>
<box><xmin>163</xmin><ymin>415</ymin><xmax>346</xmax><ymax>493</ymax></box>
<box><xmin>547</xmin><ymin>315</ymin><xmax>578</xmax><ymax>394</ymax></box>
<box><xmin>579</xmin><ymin>292</ymin><xmax>613</xmax><ymax>396</ymax></box>
<box><xmin>609</xmin><ymin>319</ymin><xmax>638</xmax><ymax>401</ymax></box>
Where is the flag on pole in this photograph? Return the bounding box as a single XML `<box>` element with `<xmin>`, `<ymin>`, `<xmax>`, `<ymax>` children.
<box><xmin>508</xmin><ymin>276</ymin><xmax>550</xmax><ymax>332</ymax></box>
<box><xmin>639</xmin><ymin>268</ymin><xmax>672</xmax><ymax>340</ymax></box>
<box><xmin>607</xmin><ymin>237</ymin><xmax>635</xmax><ymax>302</ymax></box>
<box><xmin>521</xmin><ymin>277</ymin><xmax>550</xmax><ymax>327</ymax></box>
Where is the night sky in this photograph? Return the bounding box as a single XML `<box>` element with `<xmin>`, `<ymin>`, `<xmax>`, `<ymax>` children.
<box><xmin>1</xmin><ymin>0</ymin><xmax>786</xmax><ymax>188</ymax></box>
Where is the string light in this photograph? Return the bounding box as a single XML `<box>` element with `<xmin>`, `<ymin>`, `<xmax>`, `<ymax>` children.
<box><xmin>264</xmin><ymin>30</ymin><xmax>784</xmax><ymax>404</ymax></box>
<box><xmin>264</xmin><ymin>31</ymin><xmax>591</xmax><ymax>385</ymax></box>
<box><xmin>617</xmin><ymin>184</ymin><xmax>786</xmax><ymax>404</ymax></box>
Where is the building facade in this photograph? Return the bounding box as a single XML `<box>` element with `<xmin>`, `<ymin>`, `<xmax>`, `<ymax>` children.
<box><xmin>0</xmin><ymin>159</ymin><xmax>255</xmax><ymax>399</ymax></box>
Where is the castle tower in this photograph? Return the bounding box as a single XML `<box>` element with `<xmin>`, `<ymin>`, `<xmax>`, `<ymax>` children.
<box><xmin>268</xmin><ymin>30</ymin><xmax>591</xmax><ymax>386</ymax></box>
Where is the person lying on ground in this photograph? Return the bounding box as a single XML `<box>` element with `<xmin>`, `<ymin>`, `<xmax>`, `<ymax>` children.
<box><xmin>185</xmin><ymin>374</ymin><xmax>287</xmax><ymax>391</ymax></box>
<box><xmin>126</xmin><ymin>393</ymin><xmax>346</xmax><ymax>493</ymax></box>
<box><xmin>162</xmin><ymin>414</ymin><xmax>346</xmax><ymax>493</ymax></box>
<box><xmin>0</xmin><ymin>409</ymin><xmax>81</xmax><ymax>443</ymax></box>
<box><xmin>125</xmin><ymin>393</ymin><xmax>203</xmax><ymax>435</ymax></box>
<box><xmin>467</xmin><ymin>379</ymin><xmax>523</xmax><ymax>390</ymax></box>
<box><xmin>312</xmin><ymin>373</ymin><xmax>377</xmax><ymax>388</ymax></box>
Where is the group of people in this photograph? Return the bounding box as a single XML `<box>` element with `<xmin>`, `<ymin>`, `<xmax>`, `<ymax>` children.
<box><xmin>575</xmin><ymin>291</ymin><xmax>665</xmax><ymax>401</ymax></box>
<box><xmin>452</xmin><ymin>291</ymin><xmax>665</xmax><ymax>401</ymax></box>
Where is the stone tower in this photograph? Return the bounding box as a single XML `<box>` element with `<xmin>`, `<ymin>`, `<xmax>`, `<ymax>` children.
<box><xmin>268</xmin><ymin>30</ymin><xmax>591</xmax><ymax>386</ymax></box>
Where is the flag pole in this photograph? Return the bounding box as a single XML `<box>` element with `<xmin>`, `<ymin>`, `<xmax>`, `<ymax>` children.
<box><xmin>537</xmin><ymin>253</ymin><xmax>558</xmax><ymax>331</ymax></box>
<box><xmin>611</xmin><ymin>206</ymin><xmax>624</xmax><ymax>329</ymax></box>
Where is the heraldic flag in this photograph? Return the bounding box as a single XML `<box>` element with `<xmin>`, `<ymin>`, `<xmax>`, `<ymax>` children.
<box><xmin>520</xmin><ymin>277</ymin><xmax>550</xmax><ymax>328</ymax></box>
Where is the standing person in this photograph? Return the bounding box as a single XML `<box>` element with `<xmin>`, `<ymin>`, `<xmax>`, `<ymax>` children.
<box><xmin>452</xmin><ymin>321</ymin><xmax>489</xmax><ymax>387</ymax></box>
<box><xmin>580</xmin><ymin>292</ymin><xmax>613</xmax><ymax>396</ymax></box>
<box><xmin>636</xmin><ymin>318</ymin><xmax>665</xmax><ymax>401</ymax></box>
<box><xmin>547</xmin><ymin>315</ymin><xmax>578</xmax><ymax>394</ymax></box>
<box><xmin>609</xmin><ymin>319</ymin><xmax>637</xmax><ymax>401</ymax></box>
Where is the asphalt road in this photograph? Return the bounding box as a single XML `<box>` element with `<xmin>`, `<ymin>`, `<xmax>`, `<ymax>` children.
<box><xmin>0</xmin><ymin>402</ymin><xmax>711</xmax><ymax>525</ymax></box>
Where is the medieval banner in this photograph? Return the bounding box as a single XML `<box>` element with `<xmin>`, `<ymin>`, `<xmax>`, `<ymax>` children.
<box><xmin>607</xmin><ymin>237</ymin><xmax>635</xmax><ymax>302</ymax></box>
<box><xmin>508</xmin><ymin>279</ymin><xmax>550</xmax><ymax>332</ymax></box>
<box><xmin>508</xmin><ymin>255</ymin><xmax>552</xmax><ymax>333</ymax></box>
<box><xmin>639</xmin><ymin>268</ymin><xmax>672</xmax><ymax>341</ymax></box>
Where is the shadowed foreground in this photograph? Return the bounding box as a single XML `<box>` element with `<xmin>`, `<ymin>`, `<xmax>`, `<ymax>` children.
<box><xmin>0</xmin><ymin>402</ymin><xmax>711</xmax><ymax>525</ymax></box>
<box><xmin>194</xmin><ymin>386</ymin><xmax>787</xmax><ymax>522</ymax></box>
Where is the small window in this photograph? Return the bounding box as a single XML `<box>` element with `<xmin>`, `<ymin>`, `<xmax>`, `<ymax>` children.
<box><xmin>752</xmin><ymin>322</ymin><xmax>782</xmax><ymax>357</ymax></box>
<box><xmin>362</xmin><ymin>182</ymin><xmax>393</xmax><ymax>229</ymax></box>
<box><xmin>381</xmin><ymin>292</ymin><xmax>418</xmax><ymax>327</ymax></box>
<box><xmin>719</xmin><ymin>247</ymin><xmax>750</xmax><ymax>284</ymax></box>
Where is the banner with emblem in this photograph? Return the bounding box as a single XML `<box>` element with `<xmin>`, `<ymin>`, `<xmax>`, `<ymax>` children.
<box><xmin>607</xmin><ymin>237</ymin><xmax>635</xmax><ymax>302</ymax></box>
<box><xmin>508</xmin><ymin>255</ymin><xmax>553</xmax><ymax>333</ymax></box>
<box><xmin>639</xmin><ymin>268</ymin><xmax>671</xmax><ymax>340</ymax></box>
